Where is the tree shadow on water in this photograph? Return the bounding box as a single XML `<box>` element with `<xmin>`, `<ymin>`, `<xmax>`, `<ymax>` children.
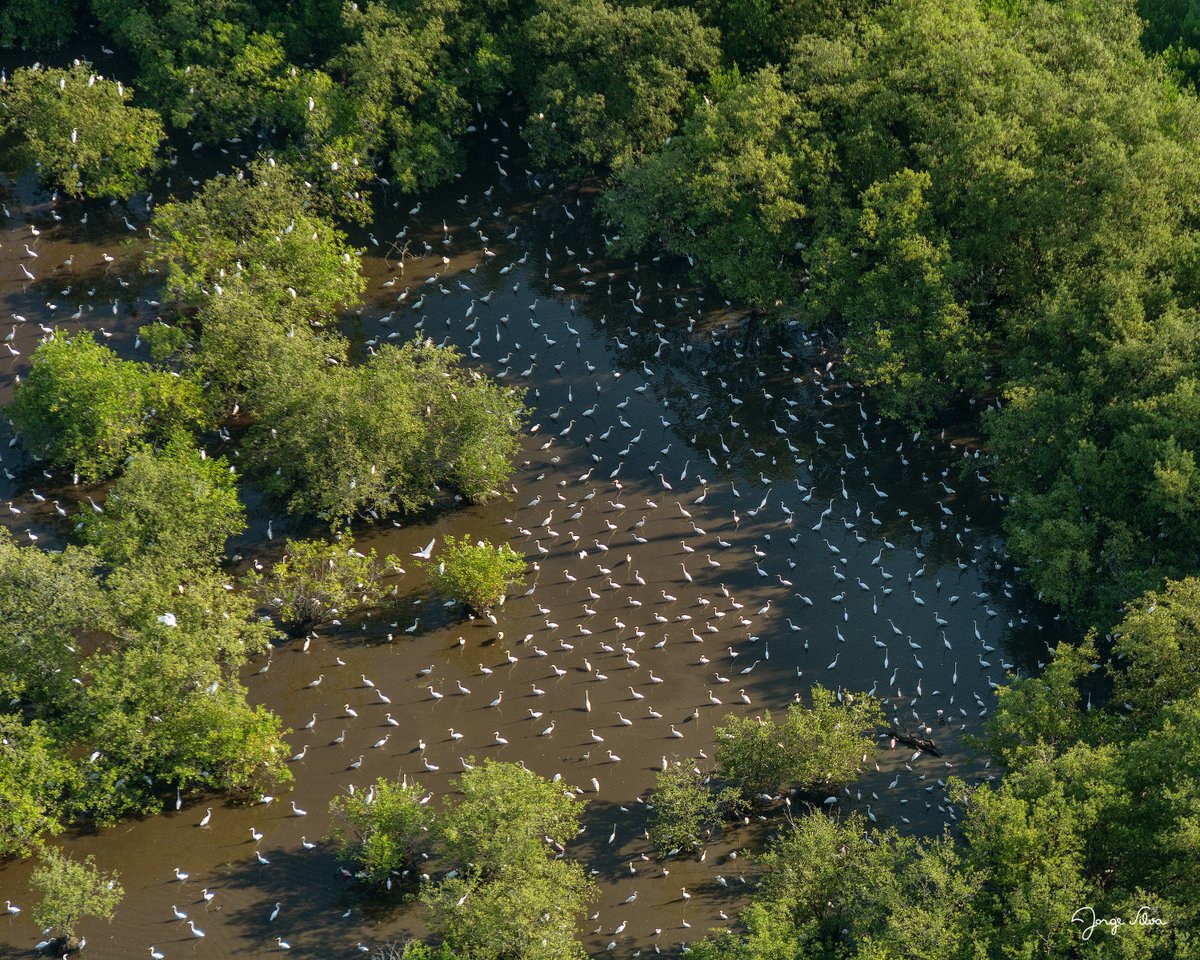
<box><xmin>209</xmin><ymin>841</ymin><xmax>422</xmax><ymax>957</ymax></box>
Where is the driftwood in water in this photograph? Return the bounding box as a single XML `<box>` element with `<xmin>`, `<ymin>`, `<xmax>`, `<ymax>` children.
<box><xmin>39</xmin><ymin>935</ymin><xmax>84</xmax><ymax>955</ymax></box>
<box><xmin>890</xmin><ymin>729</ymin><xmax>941</xmax><ymax>756</ymax></box>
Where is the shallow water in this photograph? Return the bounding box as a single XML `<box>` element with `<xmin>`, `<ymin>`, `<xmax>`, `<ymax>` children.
<box><xmin>0</xmin><ymin>131</ymin><xmax>1068</xmax><ymax>958</ymax></box>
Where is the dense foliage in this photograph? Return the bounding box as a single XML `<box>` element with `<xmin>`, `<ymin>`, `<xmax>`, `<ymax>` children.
<box><xmin>0</xmin><ymin>531</ymin><xmax>104</xmax><ymax>705</ymax></box>
<box><xmin>604</xmin><ymin>67</ymin><xmax>815</xmax><ymax>312</ymax></box>
<box><xmin>647</xmin><ymin>760</ymin><xmax>742</xmax><ymax>855</ymax></box>
<box><xmin>332</xmin><ymin>0</ymin><xmax>507</xmax><ymax>195</ymax></box>
<box><xmin>0</xmin><ymin>64</ymin><xmax>164</xmax><ymax>198</ymax></box>
<box><xmin>1109</xmin><ymin>576</ymin><xmax>1200</xmax><ymax>721</ymax></box>
<box><xmin>520</xmin><ymin>0</ymin><xmax>719</xmax><ymax>171</ymax></box>
<box><xmin>3</xmin><ymin>376</ymin><xmax>290</xmax><ymax>834</ymax></box>
<box><xmin>0</xmin><ymin>717</ymin><xmax>74</xmax><ymax>858</ymax></box>
<box><xmin>147</xmin><ymin>159</ymin><xmax>364</xmax><ymax>317</ymax></box>
<box><xmin>254</xmin><ymin>534</ymin><xmax>390</xmax><ymax>633</ymax></box>
<box><xmin>327</xmin><ymin>761</ymin><xmax>593</xmax><ymax>959</ymax></box>
<box><xmin>715</xmin><ymin>686</ymin><xmax>882</xmax><ymax>795</ymax></box>
<box><xmin>437</xmin><ymin>758</ymin><xmax>584</xmax><ymax>874</ymax></box>
<box><xmin>375</xmin><ymin>943</ymin><xmax>460</xmax><ymax>960</ymax></box>
<box><xmin>11</xmin><ymin>333</ymin><xmax>205</xmax><ymax>482</ymax></box>
<box><xmin>80</xmin><ymin>437</ymin><xmax>245</xmax><ymax>571</ymax></box>
<box><xmin>73</xmin><ymin>567</ymin><xmax>288</xmax><ymax>821</ymax></box>
<box><xmin>174</xmin><ymin>287</ymin><xmax>350</xmax><ymax>415</ymax></box>
<box><xmin>420</xmin><ymin>535</ymin><xmax>526</xmax><ymax>614</ymax></box>
<box><xmin>250</xmin><ymin>339</ymin><xmax>526</xmax><ymax>523</ymax></box>
<box><xmin>424</xmin><ymin>760</ymin><xmax>593</xmax><ymax>960</ymax></box>
<box><xmin>0</xmin><ymin>0</ymin><xmax>79</xmax><ymax>50</ymax></box>
<box><xmin>689</xmin><ymin>813</ymin><xmax>981</xmax><ymax>960</ymax></box>
<box><xmin>1</xmin><ymin>0</ymin><xmax>718</xmax><ymax>198</ymax></box>
<box><xmin>5</xmin><ymin>1</ymin><xmax>1200</xmax><ymax>956</ymax></box>
<box><xmin>1140</xmin><ymin>0</ymin><xmax>1200</xmax><ymax>86</ymax></box>
<box><xmin>423</xmin><ymin>858</ymin><xmax>593</xmax><ymax>960</ymax></box>
<box><xmin>0</xmin><ymin>439</ymin><xmax>293</xmax><ymax>848</ymax></box>
<box><xmin>330</xmin><ymin>776</ymin><xmax>433</xmax><ymax>886</ymax></box>
<box><xmin>29</xmin><ymin>850</ymin><xmax>122</xmax><ymax>941</ymax></box>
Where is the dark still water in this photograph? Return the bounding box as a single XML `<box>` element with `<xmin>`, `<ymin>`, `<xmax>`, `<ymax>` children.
<box><xmin>0</xmin><ymin>132</ymin><xmax>1069</xmax><ymax>958</ymax></box>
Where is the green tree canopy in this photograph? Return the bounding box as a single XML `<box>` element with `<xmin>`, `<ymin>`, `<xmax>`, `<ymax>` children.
<box><xmin>11</xmin><ymin>333</ymin><xmax>205</xmax><ymax>482</ymax></box>
<box><xmin>330</xmin><ymin>776</ymin><xmax>434</xmax><ymax>886</ymax></box>
<box><xmin>521</xmin><ymin>0</ymin><xmax>719</xmax><ymax>171</ymax></box>
<box><xmin>179</xmin><ymin>286</ymin><xmax>350</xmax><ymax>414</ymax></box>
<box><xmin>690</xmin><ymin>813</ymin><xmax>980</xmax><ymax>960</ymax></box>
<box><xmin>80</xmin><ymin>437</ymin><xmax>245</xmax><ymax>573</ymax></box>
<box><xmin>647</xmin><ymin>760</ymin><xmax>742</xmax><ymax>855</ymax></box>
<box><xmin>147</xmin><ymin>158</ymin><xmax>364</xmax><ymax>317</ymax></box>
<box><xmin>91</xmin><ymin>0</ymin><xmax>327</xmax><ymax>132</ymax></box>
<box><xmin>0</xmin><ymin>63</ymin><xmax>164</xmax><ymax>199</ymax></box>
<box><xmin>0</xmin><ymin>520</ymin><xmax>289</xmax><ymax>828</ymax></box>
<box><xmin>420</xmin><ymin>535</ymin><xmax>526</xmax><ymax>615</ymax></box>
<box><xmin>689</xmin><ymin>750</ymin><xmax>1187</xmax><ymax>960</ymax></box>
<box><xmin>66</xmin><ymin>562</ymin><xmax>285</xmax><ymax>820</ymax></box>
<box><xmin>715</xmin><ymin>685</ymin><xmax>881</xmax><ymax>796</ymax></box>
<box><xmin>0</xmin><ymin>0</ymin><xmax>80</xmax><ymax>50</ymax></box>
<box><xmin>73</xmin><ymin>642</ymin><xmax>291</xmax><ymax>820</ymax></box>
<box><xmin>954</xmin><ymin>745</ymin><xmax>1123</xmax><ymax>957</ymax></box>
<box><xmin>84</xmin><ymin>0</ymin><xmax>516</xmax><ymax>204</ymax></box>
<box><xmin>134</xmin><ymin>284</ymin><xmax>350</xmax><ymax>422</ymax></box>
<box><xmin>1140</xmin><ymin>0</ymin><xmax>1200</xmax><ymax>87</ymax></box>
<box><xmin>0</xmin><ymin>529</ymin><xmax>103</xmax><ymax>705</ymax></box>
<box><xmin>423</xmin><ymin>857</ymin><xmax>593</xmax><ymax>960</ymax></box>
<box><xmin>0</xmin><ymin>717</ymin><xmax>75</xmax><ymax>858</ymax></box>
<box><xmin>333</xmin><ymin>0</ymin><xmax>487</xmax><ymax>194</ymax></box>
<box><xmin>1109</xmin><ymin>577</ymin><xmax>1200</xmax><ymax>723</ymax></box>
<box><xmin>30</xmin><ymin>850</ymin><xmax>123</xmax><ymax>941</ymax></box>
<box><xmin>373</xmin><ymin>943</ymin><xmax>461</xmax><ymax>960</ymax></box>
<box><xmin>809</xmin><ymin>168</ymin><xmax>984</xmax><ymax>421</ymax></box>
<box><xmin>438</xmin><ymin>759</ymin><xmax>583</xmax><ymax>875</ymax></box>
<box><xmin>604</xmin><ymin>67</ymin><xmax>820</xmax><ymax>311</ymax></box>
<box><xmin>251</xmin><ymin>339</ymin><xmax>525</xmax><ymax>523</ymax></box>
<box><xmin>977</xmin><ymin>637</ymin><xmax>1102</xmax><ymax>769</ymax></box>
<box><xmin>695</xmin><ymin>0</ymin><xmax>877</xmax><ymax>69</ymax></box>
<box><xmin>1107</xmin><ymin>692</ymin><xmax>1200</xmax><ymax>931</ymax></box>
<box><xmin>413</xmin><ymin>760</ymin><xmax>594</xmax><ymax>960</ymax></box>
<box><xmin>252</xmin><ymin>533</ymin><xmax>389</xmax><ymax>634</ymax></box>
<box><xmin>952</xmin><ymin>628</ymin><xmax>1197</xmax><ymax>958</ymax></box>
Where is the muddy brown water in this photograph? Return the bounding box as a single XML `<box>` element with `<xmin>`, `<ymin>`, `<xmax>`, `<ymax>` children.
<box><xmin>0</xmin><ymin>129</ymin><xmax>1069</xmax><ymax>959</ymax></box>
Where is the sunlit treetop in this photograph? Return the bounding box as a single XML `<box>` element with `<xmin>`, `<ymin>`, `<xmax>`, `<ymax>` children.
<box><xmin>0</xmin><ymin>63</ymin><xmax>165</xmax><ymax>199</ymax></box>
<box><xmin>147</xmin><ymin>157</ymin><xmax>365</xmax><ymax>317</ymax></box>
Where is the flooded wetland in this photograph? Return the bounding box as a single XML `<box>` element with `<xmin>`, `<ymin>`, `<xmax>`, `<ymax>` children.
<box><xmin>0</xmin><ymin>135</ymin><xmax>1065</xmax><ymax>958</ymax></box>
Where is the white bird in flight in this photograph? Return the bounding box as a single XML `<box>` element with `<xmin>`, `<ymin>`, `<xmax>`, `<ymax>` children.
<box><xmin>412</xmin><ymin>537</ymin><xmax>436</xmax><ymax>559</ymax></box>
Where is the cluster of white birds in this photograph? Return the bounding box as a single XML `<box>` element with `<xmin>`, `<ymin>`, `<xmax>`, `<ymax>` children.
<box><xmin>0</xmin><ymin>114</ymin><xmax>1050</xmax><ymax>959</ymax></box>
